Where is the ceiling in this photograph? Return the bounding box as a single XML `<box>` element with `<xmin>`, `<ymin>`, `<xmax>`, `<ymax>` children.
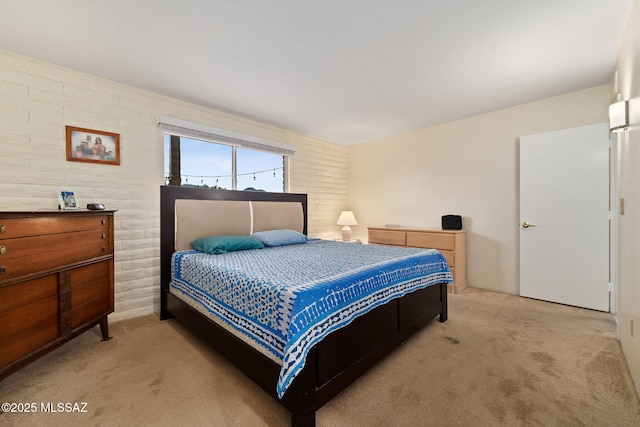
<box><xmin>0</xmin><ymin>1</ymin><xmax>632</xmax><ymax>145</ymax></box>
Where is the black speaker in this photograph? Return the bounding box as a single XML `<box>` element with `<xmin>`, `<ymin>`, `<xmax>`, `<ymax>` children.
<box><xmin>442</xmin><ymin>215</ymin><xmax>462</xmax><ymax>230</ymax></box>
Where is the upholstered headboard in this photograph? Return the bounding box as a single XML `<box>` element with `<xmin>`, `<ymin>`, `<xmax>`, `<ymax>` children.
<box><xmin>174</xmin><ymin>199</ymin><xmax>304</xmax><ymax>251</ymax></box>
<box><xmin>160</xmin><ymin>186</ymin><xmax>308</xmax><ymax>318</ymax></box>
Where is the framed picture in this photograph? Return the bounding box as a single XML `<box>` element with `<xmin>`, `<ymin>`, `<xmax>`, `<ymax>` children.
<box><xmin>66</xmin><ymin>126</ymin><xmax>120</xmax><ymax>165</ymax></box>
<box><xmin>58</xmin><ymin>190</ymin><xmax>79</xmax><ymax>209</ymax></box>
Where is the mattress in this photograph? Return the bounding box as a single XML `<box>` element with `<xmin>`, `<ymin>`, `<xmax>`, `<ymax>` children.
<box><xmin>170</xmin><ymin>239</ymin><xmax>452</xmax><ymax>397</ymax></box>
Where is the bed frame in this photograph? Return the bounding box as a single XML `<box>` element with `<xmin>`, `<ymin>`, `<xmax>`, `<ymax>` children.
<box><xmin>160</xmin><ymin>185</ymin><xmax>448</xmax><ymax>427</ymax></box>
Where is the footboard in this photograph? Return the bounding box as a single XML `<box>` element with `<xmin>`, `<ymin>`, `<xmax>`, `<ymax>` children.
<box><xmin>164</xmin><ymin>281</ymin><xmax>447</xmax><ymax>427</ymax></box>
<box><xmin>310</xmin><ymin>283</ymin><xmax>447</xmax><ymax>416</ymax></box>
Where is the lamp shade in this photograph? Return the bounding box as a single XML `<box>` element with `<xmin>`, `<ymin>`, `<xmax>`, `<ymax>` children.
<box><xmin>609</xmin><ymin>100</ymin><xmax>629</xmax><ymax>132</ymax></box>
<box><xmin>337</xmin><ymin>211</ymin><xmax>357</xmax><ymax>226</ymax></box>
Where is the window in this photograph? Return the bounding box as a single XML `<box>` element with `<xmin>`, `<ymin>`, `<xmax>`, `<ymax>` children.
<box><xmin>160</xmin><ymin>117</ymin><xmax>294</xmax><ymax>193</ymax></box>
<box><xmin>163</xmin><ymin>135</ymin><xmax>287</xmax><ymax>192</ymax></box>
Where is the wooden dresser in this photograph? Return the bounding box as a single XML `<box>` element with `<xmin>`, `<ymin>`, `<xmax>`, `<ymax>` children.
<box><xmin>0</xmin><ymin>210</ymin><xmax>115</xmax><ymax>380</ymax></box>
<box><xmin>368</xmin><ymin>226</ymin><xmax>467</xmax><ymax>294</ymax></box>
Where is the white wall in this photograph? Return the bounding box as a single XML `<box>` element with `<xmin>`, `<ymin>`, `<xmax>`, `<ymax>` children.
<box><xmin>615</xmin><ymin>0</ymin><xmax>640</xmax><ymax>396</ymax></box>
<box><xmin>0</xmin><ymin>49</ymin><xmax>348</xmax><ymax>321</ymax></box>
<box><xmin>349</xmin><ymin>85</ymin><xmax>609</xmax><ymax>295</ymax></box>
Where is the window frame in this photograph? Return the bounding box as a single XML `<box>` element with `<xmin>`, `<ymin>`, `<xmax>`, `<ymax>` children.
<box><xmin>165</xmin><ymin>134</ymin><xmax>289</xmax><ymax>192</ymax></box>
<box><xmin>160</xmin><ymin>116</ymin><xmax>294</xmax><ymax>193</ymax></box>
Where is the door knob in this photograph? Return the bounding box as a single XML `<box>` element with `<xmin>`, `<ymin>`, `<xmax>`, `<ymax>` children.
<box><xmin>522</xmin><ymin>221</ymin><xmax>537</xmax><ymax>229</ymax></box>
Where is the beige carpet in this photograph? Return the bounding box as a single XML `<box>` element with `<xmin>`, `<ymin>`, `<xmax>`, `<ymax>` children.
<box><xmin>1</xmin><ymin>287</ymin><xmax>639</xmax><ymax>426</ymax></box>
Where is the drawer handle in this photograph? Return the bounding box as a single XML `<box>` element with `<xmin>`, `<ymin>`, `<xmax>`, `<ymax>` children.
<box><xmin>101</xmin><ymin>219</ymin><xmax>106</xmax><ymax>225</ymax></box>
<box><xmin>0</xmin><ymin>245</ymin><xmax>5</xmax><ymax>254</ymax></box>
<box><xmin>0</xmin><ymin>266</ymin><xmax>5</xmax><ymax>275</ymax></box>
<box><xmin>102</xmin><ymin>246</ymin><xmax>107</xmax><ymax>252</ymax></box>
<box><xmin>102</xmin><ymin>233</ymin><xmax>106</xmax><ymax>239</ymax></box>
<box><xmin>0</xmin><ymin>224</ymin><xmax>4</xmax><ymax>233</ymax></box>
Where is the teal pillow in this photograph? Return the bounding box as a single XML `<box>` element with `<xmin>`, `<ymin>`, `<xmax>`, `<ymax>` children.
<box><xmin>191</xmin><ymin>235</ymin><xmax>264</xmax><ymax>254</ymax></box>
<box><xmin>250</xmin><ymin>229</ymin><xmax>309</xmax><ymax>247</ymax></box>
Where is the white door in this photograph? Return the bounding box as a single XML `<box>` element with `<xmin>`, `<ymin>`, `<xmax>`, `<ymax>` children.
<box><xmin>520</xmin><ymin>123</ymin><xmax>610</xmax><ymax>311</ymax></box>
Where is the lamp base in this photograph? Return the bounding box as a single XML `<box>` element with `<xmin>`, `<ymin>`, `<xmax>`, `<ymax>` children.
<box><xmin>341</xmin><ymin>226</ymin><xmax>352</xmax><ymax>241</ymax></box>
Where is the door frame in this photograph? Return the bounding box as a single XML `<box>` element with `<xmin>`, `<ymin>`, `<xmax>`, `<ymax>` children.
<box><xmin>611</xmin><ymin>130</ymin><xmax>622</xmax><ymax>324</ymax></box>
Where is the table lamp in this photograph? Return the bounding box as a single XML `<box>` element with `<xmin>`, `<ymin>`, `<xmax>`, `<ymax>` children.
<box><xmin>337</xmin><ymin>211</ymin><xmax>357</xmax><ymax>241</ymax></box>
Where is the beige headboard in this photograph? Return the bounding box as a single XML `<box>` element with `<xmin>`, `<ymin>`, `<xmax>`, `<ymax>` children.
<box><xmin>174</xmin><ymin>199</ymin><xmax>304</xmax><ymax>251</ymax></box>
<box><xmin>160</xmin><ymin>187</ymin><xmax>308</xmax><ymax>312</ymax></box>
<box><xmin>252</xmin><ymin>201</ymin><xmax>304</xmax><ymax>234</ymax></box>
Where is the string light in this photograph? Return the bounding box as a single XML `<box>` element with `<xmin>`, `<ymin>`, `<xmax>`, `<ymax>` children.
<box><xmin>163</xmin><ymin>166</ymin><xmax>284</xmax><ymax>184</ymax></box>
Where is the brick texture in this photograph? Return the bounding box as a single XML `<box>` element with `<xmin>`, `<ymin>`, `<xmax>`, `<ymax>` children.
<box><xmin>0</xmin><ymin>50</ymin><xmax>349</xmax><ymax>321</ymax></box>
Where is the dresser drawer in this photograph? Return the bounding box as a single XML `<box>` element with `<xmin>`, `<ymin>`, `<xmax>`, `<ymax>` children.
<box><xmin>0</xmin><ymin>274</ymin><xmax>58</xmax><ymax>313</ymax></box>
<box><xmin>71</xmin><ymin>262</ymin><xmax>113</xmax><ymax>329</ymax></box>
<box><xmin>368</xmin><ymin>229</ymin><xmax>406</xmax><ymax>246</ymax></box>
<box><xmin>0</xmin><ymin>292</ymin><xmax>59</xmax><ymax>368</ymax></box>
<box><xmin>406</xmin><ymin>232</ymin><xmax>454</xmax><ymax>251</ymax></box>
<box><xmin>0</xmin><ymin>215</ymin><xmax>110</xmax><ymax>239</ymax></box>
<box><xmin>0</xmin><ymin>230</ymin><xmax>111</xmax><ymax>281</ymax></box>
<box><xmin>0</xmin><ymin>320</ymin><xmax>59</xmax><ymax>370</ymax></box>
<box><xmin>439</xmin><ymin>249</ymin><xmax>454</xmax><ymax>267</ymax></box>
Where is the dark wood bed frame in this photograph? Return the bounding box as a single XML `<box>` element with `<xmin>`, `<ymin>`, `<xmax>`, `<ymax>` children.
<box><xmin>160</xmin><ymin>185</ymin><xmax>448</xmax><ymax>427</ymax></box>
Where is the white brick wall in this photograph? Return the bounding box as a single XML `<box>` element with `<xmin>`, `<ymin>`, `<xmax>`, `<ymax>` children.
<box><xmin>0</xmin><ymin>49</ymin><xmax>349</xmax><ymax>321</ymax></box>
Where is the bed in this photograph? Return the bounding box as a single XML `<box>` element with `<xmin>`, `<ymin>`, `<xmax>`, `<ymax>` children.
<box><xmin>160</xmin><ymin>185</ymin><xmax>451</xmax><ymax>426</ymax></box>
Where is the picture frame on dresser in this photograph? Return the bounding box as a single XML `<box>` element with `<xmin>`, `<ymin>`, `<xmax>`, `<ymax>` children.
<box><xmin>58</xmin><ymin>190</ymin><xmax>78</xmax><ymax>209</ymax></box>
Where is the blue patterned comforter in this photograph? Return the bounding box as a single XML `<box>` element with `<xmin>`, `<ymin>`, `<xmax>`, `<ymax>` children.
<box><xmin>170</xmin><ymin>239</ymin><xmax>451</xmax><ymax>398</ymax></box>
